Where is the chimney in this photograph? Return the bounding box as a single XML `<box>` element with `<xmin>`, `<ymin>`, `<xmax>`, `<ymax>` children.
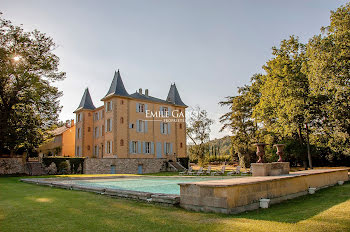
<box><xmin>145</xmin><ymin>89</ymin><xmax>149</xmax><ymax>96</ymax></box>
<box><xmin>139</xmin><ymin>88</ymin><xmax>142</xmax><ymax>94</ymax></box>
<box><xmin>65</xmin><ymin>120</ymin><xmax>70</xmax><ymax>128</ymax></box>
<box><xmin>71</xmin><ymin>119</ymin><xmax>74</xmax><ymax>127</ymax></box>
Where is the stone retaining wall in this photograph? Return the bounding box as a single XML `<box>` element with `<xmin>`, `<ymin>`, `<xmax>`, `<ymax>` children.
<box><xmin>84</xmin><ymin>158</ymin><xmax>167</xmax><ymax>174</ymax></box>
<box><xmin>179</xmin><ymin>169</ymin><xmax>349</xmax><ymax>214</ymax></box>
<box><xmin>0</xmin><ymin>158</ymin><xmax>25</xmax><ymax>175</ymax></box>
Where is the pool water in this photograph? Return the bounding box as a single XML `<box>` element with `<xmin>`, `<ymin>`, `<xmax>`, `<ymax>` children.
<box><xmin>61</xmin><ymin>176</ymin><xmax>234</xmax><ymax>195</ymax></box>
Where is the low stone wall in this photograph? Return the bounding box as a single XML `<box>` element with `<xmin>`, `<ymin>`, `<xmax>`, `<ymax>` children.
<box><xmin>84</xmin><ymin>158</ymin><xmax>167</xmax><ymax>174</ymax></box>
<box><xmin>179</xmin><ymin>169</ymin><xmax>349</xmax><ymax>214</ymax></box>
<box><xmin>0</xmin><ymin>158</ymin><xmax>25</xmax><ymax>175</ymax></box>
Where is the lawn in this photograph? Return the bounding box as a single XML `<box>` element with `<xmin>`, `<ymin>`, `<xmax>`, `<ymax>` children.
<box><xmin>0</xmin><ymin>176</ymin><xmax>350</xmax><ymax>232</ymax></box>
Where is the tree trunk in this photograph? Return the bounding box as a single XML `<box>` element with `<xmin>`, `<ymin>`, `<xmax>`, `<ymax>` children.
<box><xmin>305</xmin><ymin>123</ymin><xmax>313</xmax><ymax>169</ymax></box>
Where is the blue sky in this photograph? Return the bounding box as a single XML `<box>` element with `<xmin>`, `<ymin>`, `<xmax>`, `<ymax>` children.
<box><xmin>1</xmin><ymin>0</ymin><xmax>347</xmax><ymax>139</ymax></box>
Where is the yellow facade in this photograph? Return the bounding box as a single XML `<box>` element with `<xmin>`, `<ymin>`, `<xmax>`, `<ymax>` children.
<box><xmin>74</xmin><ymin>71</ymin><xmax>187</xmax><ymax>160</ymax></box>
<box><xmin>38</xmin><ymin>120</ymin><xmax>76</xmax><ymax>157</ymax></box>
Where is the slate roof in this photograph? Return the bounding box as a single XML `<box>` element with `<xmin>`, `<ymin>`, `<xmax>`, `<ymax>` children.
<box><xmin>166</xmin><ymin>83</ymin><xmax>187</xmax><ymax>107</ymax></box>
<box><xmin>102</xmin><ymin>70</ymin><xmax>130</xmax><ymax>99</ymax></box>
<box><xmin>130</xmin><ymin>92</ymin><xmax>169</xmax><ymax>104</ymax></box>
<box><xmin>74</xmin><ymin>88</ymin><xmax>96</xmax><ymax>112</ymax></box>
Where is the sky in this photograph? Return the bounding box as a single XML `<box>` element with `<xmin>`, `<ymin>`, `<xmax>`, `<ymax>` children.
<box><xmin>1</xmin><ymin>0</ymin><xmax>347</xmax><ymax>139</ymax></box>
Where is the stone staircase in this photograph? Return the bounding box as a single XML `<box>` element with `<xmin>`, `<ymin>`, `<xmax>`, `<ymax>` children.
<box><xmin>168</xmin><ymin>161</ymin><xmax>186</xmax><ymax>171</ymax></box>
<box><xmin>26</xmin><ymin>162</ymin><xmax>46</xmax><ymax>176</ymax></box>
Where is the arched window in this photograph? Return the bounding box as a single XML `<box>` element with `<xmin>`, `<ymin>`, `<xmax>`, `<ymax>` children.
<box><xmin>120</xmin><ymin>139</ymin><xmax>124</xmax><ymax>146</ymax></box>
<box><xmin>120</xmin><ymin>117</ymin><xmax>124</xmax><ymax>124</ymax></box>
<box><xmin>179</xmin><ymin>123</ymin><xmax>182</xmax><ymax>129</ymax></box>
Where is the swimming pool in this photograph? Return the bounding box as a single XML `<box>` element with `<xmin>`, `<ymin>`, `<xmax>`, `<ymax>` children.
<box><xmin>58</xmin><ymin>176</ymin><xmax>234</xmax><ymax>195</ymax></box>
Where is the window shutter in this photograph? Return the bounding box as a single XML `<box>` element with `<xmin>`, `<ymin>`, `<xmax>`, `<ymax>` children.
<box><xmin>105</xmin><ymin>120</ymin><xmax>107</xmax><ymax>132</ymax></box>
<box><xmin>138</xmin><ymin>141</ymin><xmax>141</xmax><ymax>154</ymax></box>
<box><xmin>164</xmin><ymin>142</ymin><xmax>167</xmax><ymax>155</ymax></box>
<box><xmin>110</xmin><ymin>101</ymin><xmax>113</xmax><ymax>110</ymax></box>
<box><xmin>160</xmin><ymin>107</ymin><xmax>163</xmax><ymax>115</ymax></box>
<box><xmin>168</xmin><ymin>107</ymin><xmax>171</xmax><ymax>117</ymax></box>
<box><xmin>145</xmin><ymin>104</ymin><xmax>148</xmax><ymax>112</ymax></box>
<box><xmin>142</xmin><ymin>142</ymin><xmax>145</xmax><ymax>153</ymax></box>
<box><xmin>111</xmin><ymin>141</ymin><xmax>113</xmax><ymax>154</ymax></box>
<box><xmin>168</xmin><ymin>123</ymin><xmax>171</xmax><ymax>135</ymax></box>
<box><xmin>136</xmin><ymin>120</ymin><xmax>140</xmax><ymax>132</ymax></box>
<box><xmin>110</xmin><ymin>119</ymin><xmax>112</xmax><ymax>131</ymax></box>
<box><xmin>151</xmin><ymin>142</ymin><xmax>154</xmax><ymax>154</ymax></box>
<box><xmin>136</xmin><ymin>103</ymin><xmax>139</xmax><ymax>112</ymax></box>
<box><xmin>129</xmin><ymin>141</ymin><xmax>133</xmax><ymax>153</ymax></box>
<box><xmin>170</xmin><ymin>143</ymin><xmax>173</xmax><ymax>154</ymax></box>
<box><xmin>105</xmin><ymin>142</ymin><xmax>107</xmax><ymax>154</ymax></box>
<box><xmin>144</xmin><ymin>121</ymin><xmax>148</xmax><ymax>133</ymax></box>
<box><xmin>129</xmin><ymin>123</ymin><xmax>133</xmax><ymax>129</ymax></box>
<box><xmin>160</xmin><ymin>122</ymin><xmax>163</xmax><ymax>134</ymax></box>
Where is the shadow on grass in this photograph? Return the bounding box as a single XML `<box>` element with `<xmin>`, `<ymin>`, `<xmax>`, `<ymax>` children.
<box><xmin>231</xmin><ymin>182</ymin><xmax>350</xmax><ymax>223</ymax></box>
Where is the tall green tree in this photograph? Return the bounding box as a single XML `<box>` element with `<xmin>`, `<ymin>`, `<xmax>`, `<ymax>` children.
<box><xmin>0</xmin><ymin>14</ymin><xmax>65</xmax><ymax>156</ymax></box>
<box><xmin>219</xmin><ymin>75</ymin><xmax>261</xmax><ymax>168</ymax></box>
<box><xmin>307</xmin><ymin>3</ymin><xmax>350</xmax><ymax>156</ymax></box>
<box><xmin>186</xmin><ymin>106</ymin><xmax>213</xmax><ymax>165</ymax></box>
<box><xmin>253</xmin><ymin>36</ymin><xmax>313</xmax><ymax>168</ymax></box>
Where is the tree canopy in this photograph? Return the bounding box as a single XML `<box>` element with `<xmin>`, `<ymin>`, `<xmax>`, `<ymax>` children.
<box><xmin>0</xmin><ymin>14</ymin><xmax>65</xmax><ymax>155</ymax></box>
<box><xmin>221</xmin><ymin>3</ymin><xmax>350</xmax><ymax>167</ymax></box>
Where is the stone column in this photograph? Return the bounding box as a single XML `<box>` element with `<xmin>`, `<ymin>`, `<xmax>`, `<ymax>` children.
<box><xmin>253</xmin><ymin>143</ymin><xmax>267</xmax><ymax>163</ymax></box>
<box><xmin>273</xmin><ymin>144</ymin><xmax>285</xmax><ymax>162</ymax></box>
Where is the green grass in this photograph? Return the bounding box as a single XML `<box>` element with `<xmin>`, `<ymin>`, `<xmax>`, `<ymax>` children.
<box><xmin>1</xmin><ymin>176</ymin><xmax>350</xmax><ymax>232</ymax></box>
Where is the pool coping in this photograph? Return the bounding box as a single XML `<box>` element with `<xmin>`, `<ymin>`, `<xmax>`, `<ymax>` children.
<box><xmin>20</xmin><ymin>175</ymin><xmax>234</xmax><ymax>205</ymax></box>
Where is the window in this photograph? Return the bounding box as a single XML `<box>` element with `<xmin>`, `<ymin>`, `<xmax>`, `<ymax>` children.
<box><xmin>137</xmin><ymin>120</ymin><xmax>144</xmax><ymax>132</ymax></box>
<box><xmin>160</xmin><ymin>107</ymin><xmax>169</xmax><ymax>117</ymax></box>
<box><xmin>121</xmin><ymin>100</ymin><xmax>124</xmax><ymax>105</ymax></box>
<box><xmin>180</xmin><ymin>142</ymin><xmax>183</xmax><ymax>148</ymax></box>
<box><xmin>120</xmin><ymin>117</ymin><xmax>124</xmax><ymax>124</ymax></box>
<box><xmin>129</xmin><ymin>123</ymin><xmax>134</xmax><ymax>129</ymax></box>
<box><xmin>87</xmin><ymin>145</ymin><xmax>90</xmax><ymax>151</ymax></box>
<box><xmin>94</xmin><ymin>112</ymin><xmax>99</xmax><ymax>121</ymax></box>
<box><xmin>106</xmin><ymin>141</ymin><xmax>112</xmax><ymax>154</ymax></box>
<box><xmin>179</xmin><ymin>123</ymin><xmax>182</xmax><ymax>129</ymax></box>
<box><xmin>165</xmin><ymin>142</ymin><xmax>171</xmax><ymax>155</ymax></box>
<box><xmin>102</xmin><ymin>125</ymin><xmax>105</xmax><ymax>136</ymax></box>
<box><xmin>88</xmin><ymin>127</ymin><xmax>91</xmax><ymax>132</ymax></box>
<box><xmin>106</xmin><ymin>101</ymin><xmax>112</xmax><ymax>112</ymax></box>
<box><xmin>131</xmin><ymin>141</ymin><xmax>137</xmax><ymax>154</ymax></box>
<box><xmin>94</xmin><ymin>145</ymin><xmax>99</xmax><ymax>157</ymax></box>
<box><xmin>94</xmin><ymin>127</ymin><xmax>99</xmax><ymax>138</ymax></box>
<box><xmin>120</xmin><ymin>139</ymin><xmax>124</xmax><ymax>146</ymax></box>
<box><xmin>106</xmin><ymin>118</ymin><xmax>112</xmax><ymax>132</ymax></box>
<box><xmin>88</xmin><ymin>113</ymin><xmax>91</xmax><ymax>116</ymax></box>
<box><xmin>77</xmin><ymin>128</ymin><xmax>81</xmax><ymax>139</ymax></box>
<box><xmin>76</xmin><ymin>146</ymin><xmax>80</xmax><ymax>157</ymax></box>
<box><xmin>137</xmin><ymin>103</ymin><xmax>145</xmax><ymax>112</ymax></box>
<box><xmin>77</xmin><ymin>113</ymin><xmax>82</xmax><ymax>122</ymax></box>
<box><xmin>145</xmin><ymin>142</ymin><xmax>151</xmax><ymax>154</ymax></box>
<box><xmin>161</xmin><ymin>122</ymin><xmax>169</xmax><ymax>134</ymax></box>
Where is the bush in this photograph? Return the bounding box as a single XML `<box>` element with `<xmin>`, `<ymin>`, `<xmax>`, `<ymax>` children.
<box><xmin>42</xmin><ymin>157</ymin><xmax>84</xmax><ymax>174</ymax></box>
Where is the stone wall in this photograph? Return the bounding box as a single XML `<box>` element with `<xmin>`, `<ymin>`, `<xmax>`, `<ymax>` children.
<box><xmin>0</xmin><ymin>158</ymin><xmax>25</xmax><ymax>175</ymax></box>
<box><xmin>84</xmin><ymin>158</ymin><xmax>167</xmax><ymax>174</ymax></box>
<box><xmin>180</xmin><ymin>169</ymin><xmax>349</xmax><ymax>214</ymax></box>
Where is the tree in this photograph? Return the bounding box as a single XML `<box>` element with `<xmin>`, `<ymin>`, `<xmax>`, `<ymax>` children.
<box><xmin>186</xmin><ymin>106</ymin><xmax>213</xmax><ymax>165</ymax></box>
<box><xmin>0</xmin><ymin>14</ymin><xmax>65</xmax><ymax>156</ymax></box>
<box><xmin>253</xmin><ymin>36</ymin><xmax>313</xmax><ymax>168</ymax></box>
<box><xmin>306</xmin><ymin>3</ymin><xmax>350</xmax><ymax>156</ymax></box>
<box><xmin>219</xmin><ymin>75</ymin><xmax>261</xmax><ymax>168</ymax></box>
